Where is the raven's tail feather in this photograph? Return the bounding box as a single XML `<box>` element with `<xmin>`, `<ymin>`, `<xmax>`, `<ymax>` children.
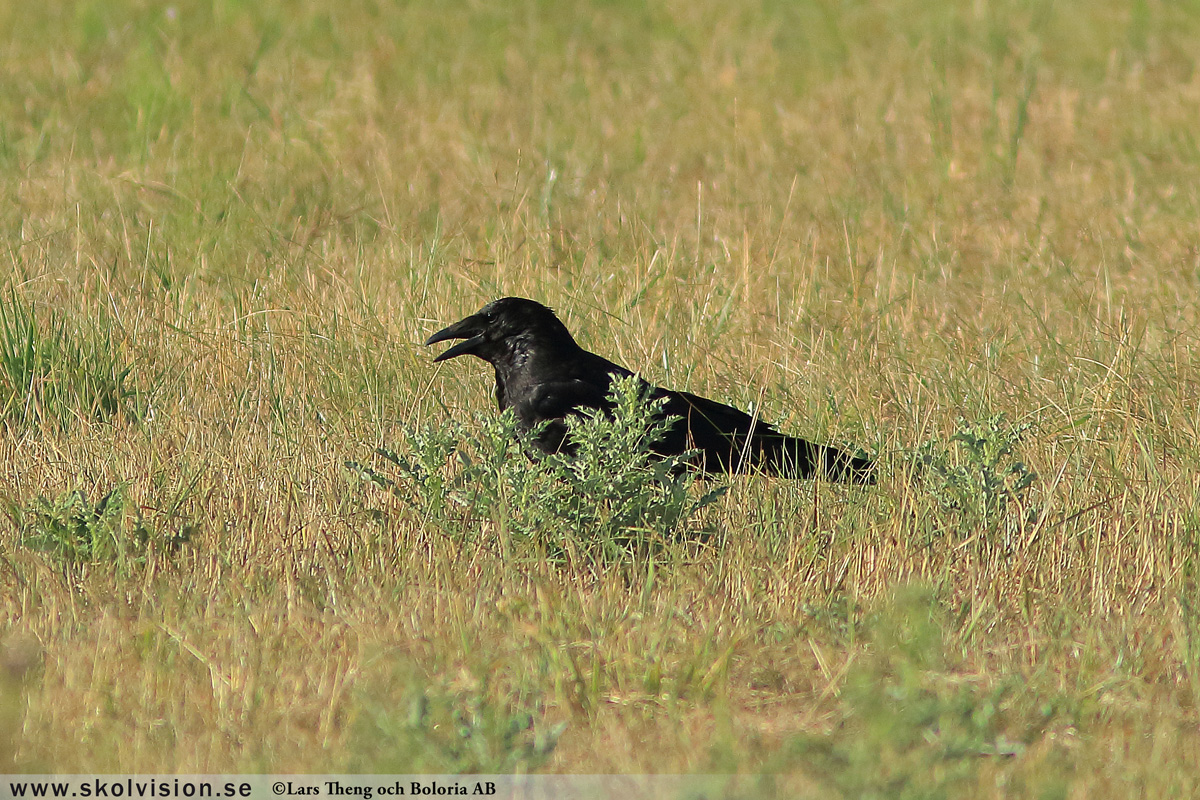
<box><xmin>756</xmin><ymin>434</ymin><xmax>876</xmax><ymax>484</ymax></box>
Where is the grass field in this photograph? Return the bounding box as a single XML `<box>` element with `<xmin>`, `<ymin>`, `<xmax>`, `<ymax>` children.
<box><xmin>3</xmin><ymin>0</ymin><xmax>1200</xmax><ymax>794</ymax></box>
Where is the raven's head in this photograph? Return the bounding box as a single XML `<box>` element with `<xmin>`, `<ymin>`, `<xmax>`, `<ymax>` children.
<box><xmin>425</xmin><ymin>297</ymin><xmax>575</xmax><ymax>364</ymax></box>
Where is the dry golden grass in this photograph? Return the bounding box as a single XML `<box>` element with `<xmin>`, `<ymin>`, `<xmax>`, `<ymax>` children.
<box><xmin>2</xmin><ymin>0</ymin><xmax>1200</xmax><ymax>794</ymax></box>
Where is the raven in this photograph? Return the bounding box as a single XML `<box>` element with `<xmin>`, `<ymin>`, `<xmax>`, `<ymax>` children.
<box><xmin>425</xmin><ymin>297</ymin><xmax>875</xmax><ymax>483</ymax></box>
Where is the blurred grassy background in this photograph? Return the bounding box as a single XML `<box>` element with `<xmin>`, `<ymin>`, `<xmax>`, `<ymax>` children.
<box><xmin>2</xmin><ymin>0</ymin><xmax>1200</xmax><ymax>793</ymax></box>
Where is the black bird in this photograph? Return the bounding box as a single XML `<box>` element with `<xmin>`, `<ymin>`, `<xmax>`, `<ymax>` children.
<box><xmin>425</xmin><ymin>297</ymin><xmax>875</xmax><ymax>483</ymax></box>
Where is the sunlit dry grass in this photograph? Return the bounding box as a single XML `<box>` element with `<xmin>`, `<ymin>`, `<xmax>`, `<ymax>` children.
<box><xmin>2</xmin><ymin>0</ymin><xmax>1200</xmax><ymax>794</ymax></box>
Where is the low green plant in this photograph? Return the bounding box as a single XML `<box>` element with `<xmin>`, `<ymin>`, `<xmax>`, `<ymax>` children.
<box><xmin>0</xmin><ymin>290</ymin><xmax>140</xmax><ymax>427</ymax></box>
<box><xmin>916</xmin><ymin>414</ymin><xmax>1038</xmax><ymax>545</ymax></box>
<box><xmin>347</xmin><ymin>375</ymin><xmax>726</xmax><ymax>562</ymax></box>
<box><xmin>8</xmin><ymin>485</ymin><xmax>192</xmax><ymax>571</ymax></box>
<box><xmin>789</xmin><ymin>590</ymin><xmax>1044</xmax><ymax>799</ymax></box>
<box><xmin>349</xmin><ymin>665</ymin><xmax>566</xmax><ymax>773</ymax></box>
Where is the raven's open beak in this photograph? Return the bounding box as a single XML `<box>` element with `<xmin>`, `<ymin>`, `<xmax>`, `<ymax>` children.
<box><xmin>425</xmin><ymin>315</ymin><xmax>486</xmax><ymax>363</ymax></box>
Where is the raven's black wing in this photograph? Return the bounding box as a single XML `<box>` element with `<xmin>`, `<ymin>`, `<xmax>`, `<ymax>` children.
<box><xmin>659</xmin><ymin>389</ymin><xmax>874</xmax><ymax>482</ymax></box>
<box><xmin>512</xmin><ymin>378</ymin><xmax>614</xmax><ymax>454</ymax></box>
<box><xmin>500</xmin><ymin>350</ymin><xmax>634</xmax><ymax>453</ymax></box>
